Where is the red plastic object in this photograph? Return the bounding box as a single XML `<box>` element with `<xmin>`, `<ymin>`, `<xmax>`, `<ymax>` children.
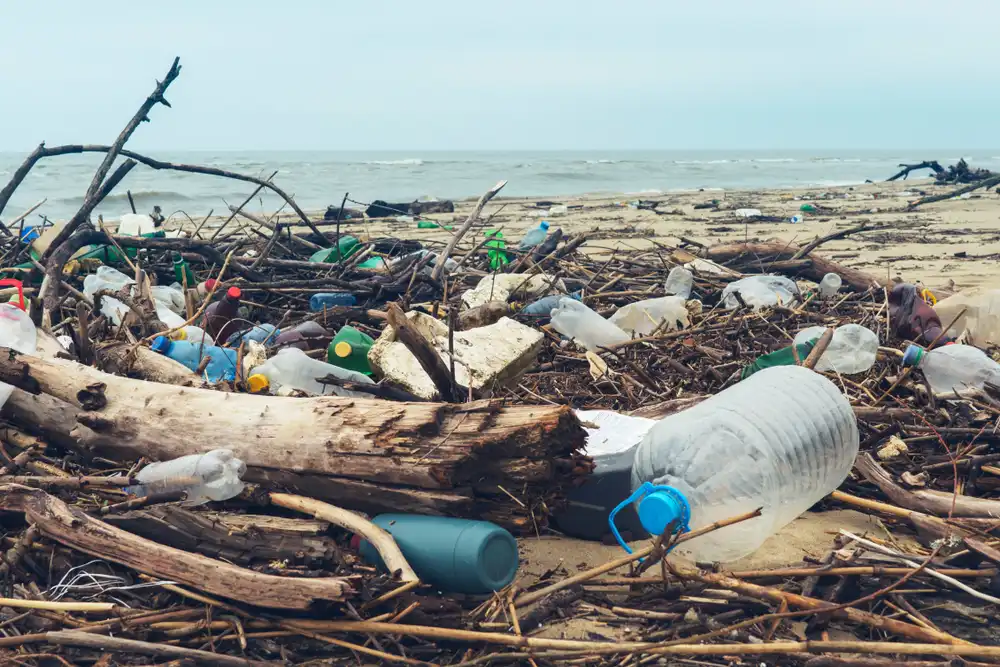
<box><xmin>0</xmin><ymin>279</ymin><xmax>26</xmax><ymax>311</ymax></box>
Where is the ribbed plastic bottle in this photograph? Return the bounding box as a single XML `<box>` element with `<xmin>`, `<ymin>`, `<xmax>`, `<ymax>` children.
<box><xmin>902</xmin><ymin>343</ymin><xmax>1000</xmax><ymax>394</ymax></box>
<box><xmin>550</xmin><ymin>298</ymin><xmax>630</xmax><ymax>351</ymax></box>
<box><xmin>616</xmin><ymin>365</ymin><xmax>859</xmax><ymax>562</ymax></box>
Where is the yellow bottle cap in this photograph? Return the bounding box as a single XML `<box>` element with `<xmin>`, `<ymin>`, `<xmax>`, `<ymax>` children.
<box><xmin>246</xmin><ymin>374</ymin><xmax>270</xmax><ymax>393</ymax></box>
<box><xmin>334</xmin><ymin>341</ymin><xmax>353</xmax><ymax>358</ymax></box>
<box><xmin>170</xmin><ymin>329</ymin><xmax>188</xmax><ymax>341</ymax></box>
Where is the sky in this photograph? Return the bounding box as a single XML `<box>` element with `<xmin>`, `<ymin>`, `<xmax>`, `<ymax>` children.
<box><xmin>1</xmin><ymin>0</ymin><xmax>998</xmax><ymax>151</ymax></box>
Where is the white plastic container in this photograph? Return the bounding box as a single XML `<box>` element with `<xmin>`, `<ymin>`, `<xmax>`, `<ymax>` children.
<box><xmin>249</xmin><ymin>347</ymin><xmax>374</xmax><ymax>398</ymax></box>
<box><xmin>818</xmin><ymin>273</ymin><xmax>843</xmax><ymax>299</ymax></box>
<box><xmin>550</xmin><ymin>298</ymin><xmax>630</xmax><ymax>351</ymax></box>
<box><xmin>793</xmin><ymin>324</ymin><xmax>879</xmax><ymax>374</ymax></box>
<box><xmin>903</xmin><ymin>343</ymin><xmax>1000</xmax><ymax>394</ymax></box>
<box><xmin>664</xmin><ymin>267</ymin><xmax>694</xmax><ymax>299</ymax></box>
<box><xmin>0</xmin><ymin>284</ymin><xmax>38</xmax><ymax>410</ymax></box>
<box><xmin>734</xmin><ymin>208</ymin><xmax>762</xmax><ymax>218</ymax></box>
<box><xmin>624</xmin><ymin>365</ymin><xmax>858</xmax><ymax>562</ymax></box>
<box><xmin>117</xmin><ymin>213</ymin><xmax>157</xmax><ymax>236</ymax></box>
<box><xmin>721</xmin><ymin>275</ymin><xmax>799</xmax><ymax>310</ymax></box>
<box><xmin>129</xmin><ymin>449</ymin><xmax>246</xmax><ymax>505</ymax></box>
<box><xmin>610</xmin><ymin>296</ymin><xmax>689</xmax><ymax>337</ymax></box>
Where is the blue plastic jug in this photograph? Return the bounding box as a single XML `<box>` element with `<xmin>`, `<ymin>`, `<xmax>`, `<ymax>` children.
<box><xmin>151</xmin><ymin>336</ymin><xmax>239</xmax><ymax>382</ymax></box>
<box><xmin>521</xmin><ymin>291</ymin><xmax>581</xmax><ymax>316</ymax></box>
<box><xmin>356</xmin><ymin>514</ymin><xmax>518</xmax><ymax>594</ymax></box>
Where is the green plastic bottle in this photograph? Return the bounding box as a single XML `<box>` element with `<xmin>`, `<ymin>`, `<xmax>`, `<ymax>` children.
<box><xmin>173</xmin><ymin>252</ymin><xmax>196</xmax><ymax>287</ymax></box>
<box><xmin>328</xmin><ymin>325</ymin><xmax>374</xmax><ymax>375</ymax></box>
<box><xmin>484</xmin><ymin>229</ymin><xmax>509</xmax><ymax>270</ymax></box>
<box><xmin>417</xmin><ymin>221</ymin><xmax>455</xmax><ymax>230</ymax></box>
<box><xmin>309</xmin><ymin>236</ymin><xmax>360</xmax><ymax>264</ymax></box>
<box><xmin>740</xmin><ymin>340</ymin><xmax>816</xmax><ymax>380</ymax></box>
<box><xmin>799</xmin><ymin>203</ymin><xmax>817</xmax><ymax>213</ymax></box>
<box><xmin>356</xmin><ymin>514</ymin><xmax>519</xmax><ymax>594</ymax></box>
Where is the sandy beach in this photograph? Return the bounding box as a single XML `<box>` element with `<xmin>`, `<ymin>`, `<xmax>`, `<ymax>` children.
<box><xmin>242</xmin><ymin>177</ymin><xmax>1000</xmax><ymax>295</ymax></box>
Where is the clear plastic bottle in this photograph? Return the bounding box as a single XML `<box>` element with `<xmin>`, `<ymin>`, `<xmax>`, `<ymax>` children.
<box><xmin>83</xmin><ymin>266</ymin><xmax>135</xmax><ymax>325</ymax></box>
<box><xmin>610</xmin><ymin>296</ymin><xmax>689</xmax><ymax>337</ymax></box>
<box><xmin>517</xmin><ymin>221</ymin><xmax>550</xmax><ymax>250</ymax></box>
<box><xmin>619</xmin><ymin>365</ymin><xmax>858</xmax><ymax>562</ymax></box>
<box><xmin>0</xmin><ymin>280</ymin><xmax>37</xmax><ymax>410</ymax></box>
<box><xmin>902</xmin><ymin>343</ymin><xmax>1000</xmax><ymax>394</ymax></box>
<box><xmin>792</xmin><ymin>324</ymin><xmax>879</xmax><ymax>374</ymax></box>
<box><xmin>933</xmin><ymin>287</ymin><xmax>1000</xmax><ymax>347</ymax></box>
<box><xmin>249</xmin><ymin>347</ymin><xmax>374</xmax><ymax>397</ymax></box>
<box><xmin>721</xmin><ymin>275</ymin><xmax>799</xmax><ymax>310</ymax></box>
<box><xmin>128</xmin><ymin>449</ymin><xmax>246</xmax><ymax>506</ymax></box>
<box><xmin>664</xmin><ymin>267</ymin><xmax>694</xmax><ymax>299</ymax></box>
<box><xmin>150</xmin><ymin>336</ymin><xmax>239</xmax><ymax>382</ymax></box>
<box><xmin>818</xmin><ymin>273</ymin><xmax>843</xmax><ymax>299</ymax></box>
<box><xmin>550</xmin><ymin>298</ymin><xmax>630</xmax><ymax>351</ymax></box>
<box><xmin>226</xmin><ymin>323</ymin><xmax>280</xmax><ymax>347</ymax></box>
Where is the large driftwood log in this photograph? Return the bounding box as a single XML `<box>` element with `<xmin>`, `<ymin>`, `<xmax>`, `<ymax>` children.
<box><xmin>0</xmin><ymin>351</ymin><xmax>585</xmax><ymax>531</ymax></box>
<box><xmin>0</xmin><ymin>485</ymin><xmax>350</xmax><ymax>609</ymax></box>
<box><xmin>699</xmin><ymin>241</ymin><xmax>882</xmax><ymax>292</ymax></box>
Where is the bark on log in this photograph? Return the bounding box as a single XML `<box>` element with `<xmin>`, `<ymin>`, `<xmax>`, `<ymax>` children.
<box><xmin>700</xmin><ymin>241</ymin><xmax>882</xmax><ymax>292</ymax></box>
<box><xmin>0</xmin><ymin>485</ymin><xmax>350</xmax><ymax>609</ymax></box>
<box><xmin>0</xmin><ymin>351</ymin><xmax>585</xmax><ymax>532</ymax></box>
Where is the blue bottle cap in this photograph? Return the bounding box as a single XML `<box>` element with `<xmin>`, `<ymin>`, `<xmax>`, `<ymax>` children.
<box><xmin>902</xmin><ymin>344</ymin><xmax>924</xmax><ymax>368</ymax></box>
<box><xmin>150</xmin><ymin>336</ymin><xmax>172</xmax><ymax>354</ymax></box>
<box><xmin>540</xmin><ymin>221</ymin><xmax>550</xmax><ymax>230</ymax></box>
<box><xmin>608</xmin><ymin>482</ymin><xmax>690</xmax><ymax>554</ymax></box>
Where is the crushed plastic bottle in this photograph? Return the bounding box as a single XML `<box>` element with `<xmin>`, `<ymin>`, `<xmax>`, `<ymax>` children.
<box><xmin>933</xmin><ymin>287</ymin><xmax>1000</xmax><ymax>347</ymax></box>
<box><xmin>664</xmin><ymin>266</ymin><xmax>694</xmax><ymax>299</ymax></box>
<box><xmin>128</xmin><ymin>449</ymin><xmax>246</xmax><ymax>506</ymax></box>
<box><xmin>249</xmin><ymin>347</ymin><xmax>374</xmax><ymax>397</ymax></box>
<box><xmin>721</xmin><ymin>275</ymin><xmax>799</xmax><ymax>310</ymax></box>
<box><xmin>818</xmin><ymin>273</ymin><xmax>842</xmax><ymax>299</ymax></box>
<box><xmin>792</xmin><ymin>324</ymin><xmax>879</xmax><ymax>374</ymax></box>
<box><xmin>517</xmin><ymin>221</ymin><xmax>550</xmax><ymax>251</ymax></box>
<box><xmin>521</xmin><ymin>291</ymin><xmax>581</xmax><ymax>317</ymax></box>
<box><xmin>550</xmin><ymin>298</ymin><xmax>630</xmax><ymax>351</ymax></box>
<box><xmin>151</xmin><ymin>336</ymin><xmax>239</xmax><ymax>382</ymax></box>
<box><xmin>902</xmin><ymin>343</ymin><xmax>1000</xmax><ymax>394</ymax></box>
<box><xmin>610</xmin><ymin>296</ymin><xmax>689</xmax><ymax>337</ymax></box>
<box><xmin>616</xmin><ymin>365</ymin><xmax>859</xmax><ymax>562</ymax></box>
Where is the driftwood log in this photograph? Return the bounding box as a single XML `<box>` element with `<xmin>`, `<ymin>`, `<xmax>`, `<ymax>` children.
<box><xmin>698</xmin><ymin>241</ymin><xmax>882</xmax><ymax>292</ymax></box>
<box><xmin>0</xmin><ymin>350</ymin><xmax>587</xmax><ymax>532</ymax></box>
<box><xmin>0</xmin><ymin>485</ymin><xmax>350</xmax><ymax>609</ymax></box>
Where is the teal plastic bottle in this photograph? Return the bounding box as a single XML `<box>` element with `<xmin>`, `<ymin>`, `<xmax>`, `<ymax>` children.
<box><xmin>356</xmin><ymin>514</ymin><xmax>519</xmax><ymax>594</ymax></box>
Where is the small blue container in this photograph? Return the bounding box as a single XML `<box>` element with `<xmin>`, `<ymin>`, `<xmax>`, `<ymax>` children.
<box><xmin>357</xmin><ymin>514</ymin><xmax>519</xmax><ymax>594</ymax></box>
<box><xmin>310</xmin><ymin>293</ymin><xmax>357</xmax><ymax>311</ymax></box>
<box><xmin>151</xmin><ymin>336</ymin><xmax>239</xmax><ymax>382</ymax></box>
<box><xmin>19</xmin><ymin>226</ymin><xmax>40</xmax><ymax>243</ymax></box>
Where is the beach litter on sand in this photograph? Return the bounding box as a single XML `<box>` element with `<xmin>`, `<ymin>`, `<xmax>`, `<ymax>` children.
<box><xmin>2</xmin><ymin>58</ymin><xmax>1000</xmax><ymax>666</ymax></box>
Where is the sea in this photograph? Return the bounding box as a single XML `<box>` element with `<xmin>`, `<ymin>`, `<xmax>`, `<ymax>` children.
<box><xmin>0</xmin><ymin>149</ymin><xmax>994</xmax><ymax>223</ymax></box>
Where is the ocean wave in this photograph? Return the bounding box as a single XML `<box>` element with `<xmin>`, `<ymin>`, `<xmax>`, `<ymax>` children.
<box><xmin>752</xmin><ymin>158</ymin><xmax>797</xmax><ymax>163</ymax></box>
<box><xmin>674</xmin><ymin>159</ymin><xmax>731</xmax><ymax>165</ymax></box>
<box><xmin>364</xmin><ymin>158</ymin><xmax>424</xmax><ymax>166</ymax></box>
<box><xmin>584</xmin><ymin>159</ymin><xmax>621</xmax><ymax>164</ymax></box>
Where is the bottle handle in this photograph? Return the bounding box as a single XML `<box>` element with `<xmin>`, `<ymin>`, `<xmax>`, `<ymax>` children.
<box><xmin>0</xmin><ymin>279</ymin><xmax>25</xmax><ymax>311</ymax></box>
<box><xmin>609</xmin><ymin>481</ymin><xmax>692</xmax><ymax>554</ymax></box>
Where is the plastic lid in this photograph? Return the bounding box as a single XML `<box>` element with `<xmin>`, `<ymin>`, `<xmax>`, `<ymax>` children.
<box><xmin>203</xmin><ymin>279</ymin><xmax>217</xmax><ymax>292</ymax></box>
<box><xmin>902</xmin><ymin>344</ymin><xmax>924</xmax><ymax>368</ymax></box>
<box><xmin>638</xmin><ymin>489</ymin><xmax>690</xmax><ymax>537</ymax></box>
<box><xmin>170</xmin><ymin>329</ymin><xmax>188</xmax><ymax>341</ymax></box>
<box><xmin>246</xmin><ymin>374</ymin><xmax>270</xmax><ymax>393</ymax></box>
<box><xmin>0</xmin><ymin>279</ymin><xmax>25</xmax><ymax>311</ymax></box>
<box><xmin>150</xmin><ymin>336</ymin><xmax>172</xmax><ymax>354</ymax></box>
<box><xmin>540</xmin><ymin>221</ymin><xmax>550</xmax><ymax>230</ymax></box>
<box><xmin>334</xmin><ymin>341</ymin><xmax>353</xmax><ymax>358</ymax></box>
<box><xmin>226</xmin><ymin>286</ymin><xmax>242</xmax><ymax>300</ymax></box>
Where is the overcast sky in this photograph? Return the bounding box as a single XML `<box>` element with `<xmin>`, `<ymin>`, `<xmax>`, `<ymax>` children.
<box><xmin>1</xmin><ymin>1</ymin><xmax>997</xmax><ymax>151</ymax></box>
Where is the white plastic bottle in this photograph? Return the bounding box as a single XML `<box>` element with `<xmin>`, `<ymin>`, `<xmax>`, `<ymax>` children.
<box><xmin>721</xmin><ymin>275</ymin><xmax>799</xmax><ymax>310</ymax></box>
<box><xmin>902</xmin><ymin>344</ymin><xmax>1000</xmax><ymax>394</ymax></box>
<box><xmin>0</xmin><ymin>280</ymin><xmax>37</xmax><ymax>410</ymax></box>
<box><xmin>610</xmin><ymin>296</ymin><xmax>689</xmax><ymax>336</ymax></box>
<box><xmin>249</xmin><ymin>347</ymin><xmax>374</xmax><ymax>397</ymax></box>
<box><xmin>617</xmin><ymin>365</ymin><xmax>858</xmax><ymax>562</ymax></box>
<box><xmin>550</xmin><ymin>298</ymin><xmax>630</xmax><ymax>351</ymax></box>
<box><xmin>818</xmin><ymin>273</ymin><xmax>843</xmax><ymax>299</ymax></box>
<box><xmin>128</xmin><ymin>449</ymin><xmax>246</xmax><ymax>505</ymax></box>
<box><xmin>664</xmin><ymin>267</ymin><xmax>694</xmax><ymax>299</ymax></box>
<box><xmin>793</xmin><ymin>324</ymin><xmax>879</xmax><ymax>374</ymax></box>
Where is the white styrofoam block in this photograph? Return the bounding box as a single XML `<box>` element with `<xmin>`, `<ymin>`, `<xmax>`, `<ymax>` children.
<box><xmin>460</xmin><ymin>273</ymin><xmax>565</xmax><ymax>310</ymax></box>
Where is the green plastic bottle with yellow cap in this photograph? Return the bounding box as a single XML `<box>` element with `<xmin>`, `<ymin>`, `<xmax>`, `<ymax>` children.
<box><xmin>327</xmin><ymin>325</ymin><xmax>374</xmax><ymax>375</ymax></box>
